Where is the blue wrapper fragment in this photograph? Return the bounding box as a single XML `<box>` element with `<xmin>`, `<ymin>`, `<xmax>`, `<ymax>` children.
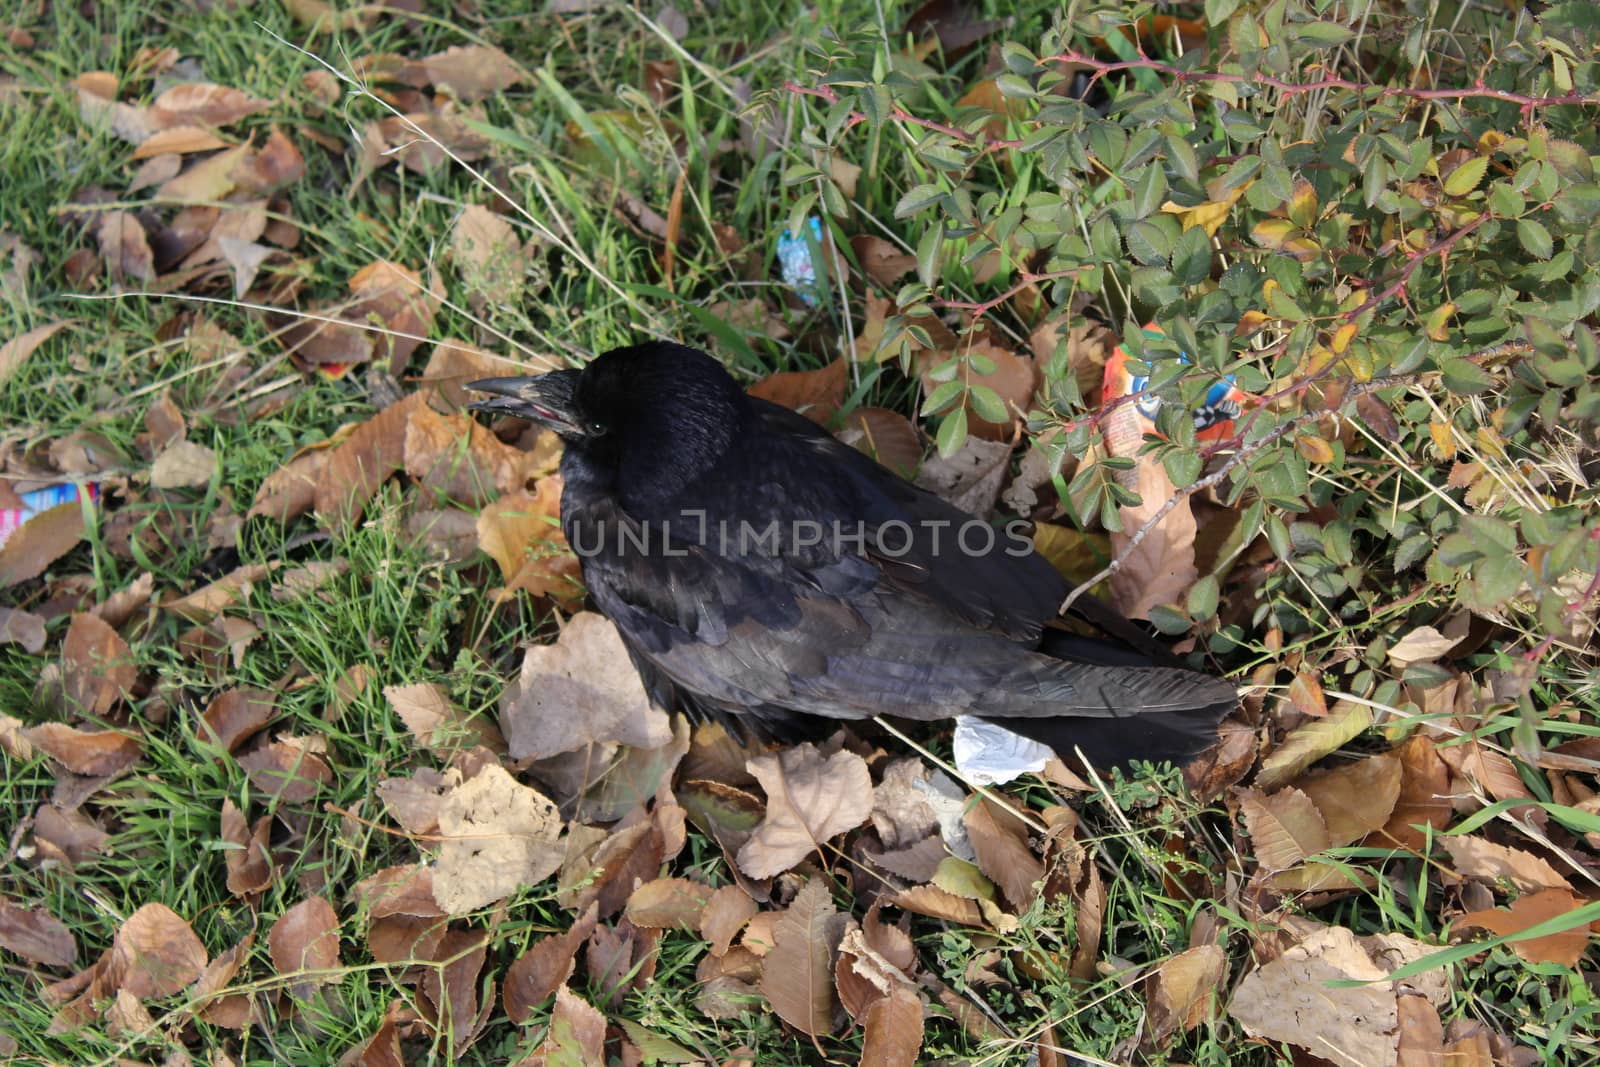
<box><xmin>778</xmin><ymin>216</ymin><xmax>825</xmax><ymax>306</ymax></box>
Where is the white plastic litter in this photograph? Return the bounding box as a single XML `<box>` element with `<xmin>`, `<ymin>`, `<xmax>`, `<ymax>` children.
<box><xmin>952</xmin><ymin>716</ymin><xmax>1055</xmax><ymax>786</ymax></box>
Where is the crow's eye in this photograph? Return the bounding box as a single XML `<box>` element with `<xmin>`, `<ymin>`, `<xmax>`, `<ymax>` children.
<box><xmin>586</xmin><ymin>419</ymin><xmax>608</xmax><ymax>436</ymax></box>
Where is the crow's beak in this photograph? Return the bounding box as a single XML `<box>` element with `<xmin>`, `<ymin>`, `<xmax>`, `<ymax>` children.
<box><xmin>466</xmin><ymin>370</ymin><xmax>585</xmax><ymax>435</ymax></box>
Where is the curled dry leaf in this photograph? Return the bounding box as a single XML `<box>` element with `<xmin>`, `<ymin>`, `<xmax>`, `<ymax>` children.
<box><xmin>24</xmin><ymin>723</ymin><xmax>142</xmax><ymax>777</ymax></box>
<box><xmin>431</xmin><ymin>764</ymin><xmax>565</xmax><ymax>915</ymax></box>
<box><xmin>1455</xmin><ymin>888</ymin><xmax>1592</xmax><ymax>967</ymax></box>
<box><xmin>377</xmin><ymin>767</ymin><xmax>451</xmax><ymax>837</ymax></box>
<box><xmin>1366</xmin><ymin>734</ymin><xmax>1452</xmax><ymax>850</ymax></box>
<box><xmin>1146</xmin><ymin>944</ymin><xmax>1226</xmax><ymax>1047</ymax></box>
<box><xmin>476</xmin><ymin>476</ymin><xmax>583</xmax><ymax>603</ymax></box>
<box><xmin>1228</xmin><ymin>923</ymin><xmax>1447</xmax><ymax>1067</ymax></box>
<box><xmin>963</xmin><ymin>798</ymin><xmax>1044</xmax><ymax>913</ymax></box>
<box><xmin>418</xmin><ymin>927</ymin><xmax>492</xmax><ymax>1053</ymax></box>
<box><xmin>748</xmin><ymin>359</ymin><xmax>849</xmax><ymax>425</ymax></box>
<box><xmin>0</xmin><ymin>502</ymin><xmax>87</xmax><ymax>588</ymax></box>
<box><xmin>221</xmin><ymin>798</ymin><xmax>273</xmax><ymax>899</ymax></box>
<box><xmin>759</xmin><ymin>878</ymin><xmax>846</xmax><ymax>1039</ymax></box>
<box><xmin>96</xmin><ymin>211</ymin><xmax>155</xmax><ymax>282</ymax></box>
<box><xmin>268</xmin><ymin>897</ymin><xmax>341</xmax><ymax>998</ymax></box>
<box><xmin>383</xmin><ymin>681</ymin><xmax>503</xmax><ymax>755</ymax></box>
<box><xmin>1255</xmin><ymin>700</ymin><xmax>1373</xmax><ymax>791</ymax></box>
<box><xmin>850</xmin><ymin>234</ymin><xmax>917</xmax><ymax>289</ymax></box>
<box><xmin>737</xmin><ymin>742</ymin><xmax>873</xmax><ymax>879</ymax></box>
<box><xmin>0</xmin><ymin>901</ymin><xmax>77</xmax><ymax>968</ymax></box>
<box><xmin>499</xmin><ymin>611</ymin><xmax>670</xmax><ymax>761</ymax></box>
<box><xmin>403</xmin><ymin>403</ymin><xmax>531</xmax><ymax>506</ymax></box>
<box><xmin>1387</xmin><ymin>625</ymin><xmax>1459</xmax><ymax>667</ymax></box>
<box><xmin>163</xmin><ymin>562</ymin><xmax>274</xmax><ymax>623</ymax></box>
<box><xmin>1108</xmin><ymin>454</ymin><xmax>1198</xmax><ymax>621</ymax></box>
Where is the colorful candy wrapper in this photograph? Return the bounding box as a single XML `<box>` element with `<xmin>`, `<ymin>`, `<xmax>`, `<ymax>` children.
<box><xmin>777</xmin><ymin>216</ymin><xmax>826</xmax><ymax>307</ymax></box>
<box><xmin>1101</xmin><ymin>323</ymin><xmax>1248</xmax><ymax>458</ymax></box>
<box><xmin>0</xmin><ymin>482</ymin><xmax>99</xmax><ymax>549</ymax></box>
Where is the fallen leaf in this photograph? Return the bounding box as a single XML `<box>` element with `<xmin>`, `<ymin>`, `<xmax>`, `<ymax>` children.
<box><xmin>963</xmin><ymin>798</ymin><xmax>1043</xmax><ymax>913</ymax></box>
<box><xmin>860</xmin><ymin>985</ymin><xmax>924</xmax><ymax>1067</ymax></box>
<box><xmin>109</xmin><ymin>904</ymin><xmax>208</xmax><ymax>998</ymax></box>
<box><xmin>625</xmin><ymin>877</ymin><xmax>712</xmax><ymax>930</ymax></box>
<box><xmin>504</xmin><ymin>901</ymin><xmax>600</xmax><ymax>1022</ymax></box>
<box><xmin>1291</xmin><ymin>754</ymin><xmax>1403</xmax><ymax>846</ymax></box>
<box><xmin>163</xmin><ymin>562</ymin><xmax>274</xmax><ymax>623</ymax></box>
<box><xmin>1396</xmin><ymin>993</ymin><xmax>1446</xmax><ymax>1067</ymax></box>
<box><xmin>431</xmin><ymin>764</ymin><xmax>564</xmax><ymax>915</ymax></box>
<box><xmin>0</xmin><ymin>320</ymin><xmax>70</xmax><ymax>386</ymax></box>
<box><xmin>835</xmin><ymin>407</ymin><xmax>922</xmax><ymax>476</ymax></box>
<box><xmin>913</xmin><ymin>433</ymin><xmax>1013</xmax><ymax>517</ymax></box>
<box><xmin>60</xmin><ymin>612</ymin><xmax>136</xmax><ymax>716</ymax></box>
<box><xmin>0</xmin><ymin>902</ymin><xmax>77</xmax><ymax>968</ymax></box>
<box><xmin>130</xmin><ymin>126</ymin><xmax>231</xmax><ymax>159</ymax></box>
<box><xmin>383</xmin><ymin>681</ymin><xmax>502</xmax><ymax>755</ymax></box>
<box><xmin>221</xmin><ymin>798</ymin><xmax>273</xmax><ymax>899</ymax></box>
<box><xmin>96</xmin><ymin>211</ymin><xmax>155</xmax><ymax>282</ymax></box>
<box><xmin>0</xmin><ymin>503</ymin><xmax>87</xmax><ymax>587</ymax></box>
<box><xmin>237</xmin><ymin>739</ymin><xmax>332</xmax><ymax>804</ymax></box>
<box><xmin>737</xmin><ymin>742</ymin><xmax>873</xmax><ymax>879</ymax></box>
<box><xmin>149</xmin><ymin>82</ymin><xmax>270</xmax><ymax>128</ymax></box>
<box><xmin>1388</xmin><ymin>626</ymin><xmax>1458</xmax><ymax>668</ymax></box>
<box><xmin>1442</xmin><ymin>836</ymin><xmax>1569</xmax><ymax>893</ymax></box>
<box><xmin>315</xmin><ymin>394</ymin><xmax>421</xmax><ymax>524</ymax></box>
<box><xmin>700</xmin><ymin>885</ymin><xmax>758</xmax><ymax>956</ymax></box>
<box><xmin>475</xmin><ymin>478</ymin><xmax>583</xmax><ymax>602</ymax></box>
<box><xmin>450</xmin><ymin>203</ymin><xmax>528</xmax><ymax>309</ymax></box>
<box><xmin>759</xmin><ymin>878</ymin><xmax>846</xmax><ymax>1038</ymax></box>
<box><xmin>1455</xmin><ymin>888</ymin><xmax>1592</xmax><ymax>967</ymax></box>
<box><xmin>1256</xmin><ymin>700</ymin><xmax>1372</xmax><ymax>791</ymax></box>
<box><xmin>749</xmin><ymin>359</ymin><xmax>849</xmax><ymax>424</ymax></box>
<box><xmin>499</xmin><ymin>612</ymin><xmax>670</xmax><ymax>760</ymax></box>
<box><xmin>422</xmin><ymin>45</ymin><xmax>527</xmax><ymax>103</ymax></box>
<box><xmin>268</xmin><ymin>897</ymin><xmax>341</xmax><ymax>998</ymax></box>
<box><xmin>1147</xmin><ymin>944</ymin><xmax>1226</xmax><ymax>1045</ymax></box>
<box><xmin>539</xmin><ymin>984</ymin><xmax>606</xmax><ymax>1063</ymax></box>
<box><xmin>1367</xmin><ymin>735</ymin><xmax>1452</xmax><ymax>851</ymax></box>
<box><xmin>0</xmin><ymin>607</ymin><xmax>46</xmax><ymax>653</ymax></box>
<box><xmin>150</xmin><ymin>440</ymin><xmax>217</xmax><ymax>489</ymax></box>
<box><xmin>1237</xmin><ymin>787</ymin><xmax>1330</xmax><ymax>872</ymax></box>
<box><xmin>1108</xmin><ymin>454</ymin><xmax>1198</xmax><ymax>621</ymax></box>
<box><xmin>1228</xmin><ymin>924</ymin><xmax>1447</xmax><ymax>1067</ymax></box>
<box><xmin>850</xmin><ymin>235</ymin><xmax>917</xmax><ymax>289</ymax></box>
<box><xmin>24</xmin><ymin>722</ymin><xmax>141</xmax><ymax>777</ymax></box>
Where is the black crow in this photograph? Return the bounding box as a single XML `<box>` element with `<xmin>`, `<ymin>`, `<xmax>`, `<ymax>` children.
<box><xmin>468</xmin><ymin>342</ymin><xmax>1236</xmax><ymax>770</ymax></box>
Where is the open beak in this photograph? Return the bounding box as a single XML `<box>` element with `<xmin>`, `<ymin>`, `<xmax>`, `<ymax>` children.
<box><xmin>466</xmin><ymin>370</ymin><xmax>584</xmax><ymax>435</ymax></box>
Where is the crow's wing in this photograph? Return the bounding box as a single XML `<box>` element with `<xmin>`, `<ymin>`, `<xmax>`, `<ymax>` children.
<box><xmin>571</xmin><ymin>493</ymin><xmax>1235</xmax><ymax>731</ymax></box>
<box><xmin>620</xmin><ymin>398</ymin><xmax>1069</xmax><ymax>644</ymax></box>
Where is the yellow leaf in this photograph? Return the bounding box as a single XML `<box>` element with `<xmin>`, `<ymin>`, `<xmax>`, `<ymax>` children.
<box><xmin>1295</xmin><ymin>434</ymin><xmax>1335</xmax><ymax>464</ymax></box>
<box><xmin>1161</xmin><ymin>181</ymin><xmax>1248</xmax><ymax>237</ymax></box>
<box><xmin>1329</xmin><ymin>322</ymin><xmax>1358</xmax><ymax>355</ymax></box>
<box><xmin>1428</xmin><ymin>420</ymin><xmax>1457</xmax><ymax>459</ymax></box>
<box><xmin>1424</xmin><ymin>302</ymin><xmax>1456</xmax><ymax>342</ymax></box>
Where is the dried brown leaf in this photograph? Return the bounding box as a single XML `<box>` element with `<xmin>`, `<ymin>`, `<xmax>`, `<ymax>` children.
<box><xmin>0</xmin><ymin>901</ymin><xmax>77</xmax><ymax>968</ymax></box>
<box><xmin>25</xmin><ymin>723</ymin><xmax>141</xmax><ymax>777</ymax></box>
<box><xmin>149</xmin><ymin>82</ymin><xmax>270</xmax><ymax>128</ymax></box>
<box><xmin>1455</xmin><ymin>888</ymin><xmax>1591</xmax><ymax>967</ymax></box>
<box><xmin>700</xmin><ymin>885</ymin><xmax>758</xmax><ymax>957</ymax></box>
<box><xmin>625</xmin><ymin>877</ymin><xmax>712</xmax><ymax>930</ymax></box>
<box><xmin>1237</xmin><ymin>787</ymin><xmax>1330</xmax><ymax>872</ymax></box>
<box><xmin>748</xmin><ymin>359</ymin><xmax>848</xmax><ymax>425</ymax></box>
<box><xmin>237</xmin><ymin>739</ymin><xmax>332</xmax><ymax>804</ymax></box>
<box><xmin>431</xmin><ymin>764</ymin><xmax>564</xmax><ymax>915</ymax></box>
<box><xmin>268</xmin><ymin>897</ymin><xmax>341</xmax><ymax>995</ymax></box>
<box><xmin>737</xmin><ymin>742</ymin><xmax>872</xmax><ymax>879</ymax></box>
<box><xmin>504</xmin><ymin>901</ymin><xmax>599</xmax><ymax>1022</ymax></box>
<box><xmin>964</xmin><ymin>797</ymin><xmax>1043</xmax><ymax>913</ymax></box>
<box><xmin>835</xmin><ymin>407</ymin><xmax>922</xmax><ymax>477</ymax></box>
<box><xmin>860</xmin><ymin>986</ymin><xmax>924</xmax><ymax>1067</ymax></box>
<box><xmin>1147</xmin><ymin>944</ymin><xmax>1225</xmax><ymax>1045</ymax></box>
<box><xmin>758</xmin><ymin>878</ymin><xmax>845</xmax><ymax>1038</ymax></box>
<box><xmin>1256</xmin><ymin>699</ymin><xmax>1372</xmax><ymax>791</ymax></box>
<box><xmin>0</xmin><ymin>320</ymin><xmax>70</xmax><ymax>386</ymax></box>
<box><xmin>0</xmin><ymin>607</ymin><xmax>45</xmax><ymax>653</ymax></box>
<box><xmin>1108</xmin><ymin>455</ymin><xmax>1197</xmax><ymax>620</ymax></box>
<box><xmin>109</xmin><ymin>903</ymin><xmax>208</xmax><ymax>998</ymax></box>
<box><xmin>500</xmin><ymin>612</ymin><xmax>669</xmax><ymax>761</ymax></box>
<box><xmin>61</xmin><ymin>612</ymin><xmax>136</xmax><ymax>716</ymax></box>
<box><xmin>383</xmin><ymin>681</ymin><xmax>502</xmax><ymax>755</ymax></box>
<box><xmin>0</xmin><ymin>503</ymin><xmax>86</xmax><ymax>587</ymax></box>
<box><xmin>1442</xmin><ymin>836</ymin><xmax>1570</xmax><ymax>893</ymax></box>
<box><xmin>422</xmin><ymin>45</ymin><xmax>527</xmax><ymax>103</ymax></box>
<box><xmin>1291</xmin><ymin>754</ymin><xmax>1402</xmax><ymax>847</ymax></box>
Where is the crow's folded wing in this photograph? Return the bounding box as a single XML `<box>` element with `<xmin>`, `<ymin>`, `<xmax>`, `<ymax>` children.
<box><xmin>573</xmin><ymin>495</ymin><xmax>1235</xmax><ymax>726</ymax></box>
<box><xmin>621</xmin><ymin>399</ymin><xmax>1070</xmax><ymax>644</ymax></box>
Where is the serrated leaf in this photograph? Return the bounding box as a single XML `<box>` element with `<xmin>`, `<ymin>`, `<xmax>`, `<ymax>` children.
<box><xmin>1442</xmin><ymin>156</ymin><xmax>1488</xmax><ymax>197</ymax></box>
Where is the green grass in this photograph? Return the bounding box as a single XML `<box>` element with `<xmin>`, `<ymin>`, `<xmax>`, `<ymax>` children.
<box><xmin>3</xmin><ymin>1</ymin><xmax>1598</xmax><ymax>1065</ymax></box>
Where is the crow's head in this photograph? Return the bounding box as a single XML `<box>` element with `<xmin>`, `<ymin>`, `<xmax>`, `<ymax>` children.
<box><xmin>468</xmin><ymin>342</ymin><xmax>749</xmax><ymax>504</ymax></box>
